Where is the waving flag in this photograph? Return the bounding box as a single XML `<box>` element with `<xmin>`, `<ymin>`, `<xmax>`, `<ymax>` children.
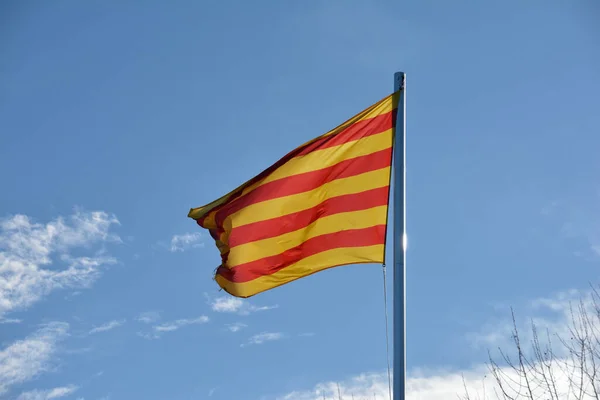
<box><xmin>188</xmin><ymin>92</ymin><xmax>399</xmax><ymax>297</ymax></box>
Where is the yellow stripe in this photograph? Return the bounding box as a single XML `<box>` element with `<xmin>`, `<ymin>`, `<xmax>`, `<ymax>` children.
<box><xmin>230</xmin><ymin>167</ymin><xmax>390</xmax><ymax>229</ymax></box>
<box><xmin>187</xmin><ymin>92</ymin><xmax>398</xmax><ymax>221</ymax></box>
<box><xmin>216</xmin><ymin>244</ymin><xmax>385</xmax><ymax>298</ymax></box>
<box><xmin>240</xmin><ymin>128</ymin><xmax>392</xmax><ymax>195</ymax></box>
<box><xmin>201</xmin><ymin>130</ymin><xmax>392</xmax><ymax>230</ymax></box>
<box><xmin>227</xmin><ymin>205</ymin><xmax>388</xmax><ymax>267</ymax></box>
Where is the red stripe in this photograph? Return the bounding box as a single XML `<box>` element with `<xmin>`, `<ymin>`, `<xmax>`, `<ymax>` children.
<box><xmin>293</xmin><ymin>110</ymin><xmax>395</xmax><ymax>157</ymax></box>
<box><xmin>196</xmin><ymin>110</ymin><xmax>395</xmax><ymax>227</ymax></box>
<box><xmin>216</xmin><ymin>225</ymin><xmax>386</xmax><ymax>283</ymax></box>
<box><xmin>228</xmin><ymin>186</ymin><xmax>390</xmax><ymax>248</ymax></box>
<box><xmin>213</xmin><ymin>148</ymin><xmax>392</xmax><ymax>230</ymax></box>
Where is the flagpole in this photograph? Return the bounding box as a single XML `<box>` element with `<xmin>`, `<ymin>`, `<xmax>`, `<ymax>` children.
<box><xmin>393</xmin><ymin>71</ymin><xmax>406</xmax><ymax>400</ymax></box>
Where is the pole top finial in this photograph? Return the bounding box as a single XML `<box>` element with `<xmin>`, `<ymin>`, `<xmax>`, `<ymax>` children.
<box><xmin>394</xmin><ymin>71</ymin><xmax>405</xmax><ymax>90</ymax></box>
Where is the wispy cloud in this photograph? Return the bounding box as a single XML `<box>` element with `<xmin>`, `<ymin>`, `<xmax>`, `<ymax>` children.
<box><xmin>226</xmin><ymin>322</ymin><xmax>247</xmax><ymax>333</ymax></box>
<box><xmin>539</xmin><ymin>196</ymin><xmax>600</xmax><ymax>260</ymax></box>
<box><xmin>138</xmin><ymin>316</ymin><xmax>209</xmax><ymax>339</ymax></box>
<box><xmin>155</xmin><ymin>316</ymin><xmax>209</xmax><ymax>332</ymax></box>
<box><xmin>88</xmin><ymin>319</ymin><xmax>125</xmax><ymax>335</ymax></box>
<box><xmin>208</xmin><ymin>387</ymin><xmax>217</xmax><ymax>397</ymax></box>
<box><xmin>136</xmin><ymin>332</ymin><xmax>157</xmax><ymax>340</ymax></box>
<box><xmin>0</xmin><ymin>318</ymin><xmax>22</xmax><ymax>324</ymax></box>
<box><xmin>64</xmin><ymin>291</ymin><xmax>82</xmax><ymax>301</ymax></box>
<box><xmin>0</xmin><ymin>322</ymin><xmax>69</xmax><ymax>395</ymax></box>
<box><xmin>540</xmin><ymin>199</ymin><xmax>560</xmax><ymax>216</ymax></box>
<box><xmin>16</xmin><ymin>385</ymin><xmax>78</xmax><ymax>400</ymax></box>
<box><xmin>467</xmin><ymin>287</ymin><xmax>591</xmax><ymax>354</ymax></box>
<box><xmin>169</xmin><ymin>232</ymin><xmax>203</xmax><ymax>252</ymax></box>
<box><xmin>64</xmin><ymin>347</ymin><xmax>92</xmax><ymax>355</ymax></box>
<box><xmin>298</xmin><ymin>332</ymin><xmax>315</xmax><ymax>338</ymax></box>
<box><xmin>136</xmin><ymin>311</ymin><xmax>160</xmax><ymax>324</ymax></box>
<box><xmin>209</xmin><ymin>295</ymin><xmax>278</xmax><ymax>315</ymax></box>
<box><xmin>241</xmin><ymin>332</ymin><xmax>284</xmax><ymax>347</ymax></box>
<box><xmin>0</xmin><ymin>210</ymin><xmax>120</xmax><ymax>319</ymax></box>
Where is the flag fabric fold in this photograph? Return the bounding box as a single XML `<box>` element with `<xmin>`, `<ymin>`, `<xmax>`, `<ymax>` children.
<box><xmin>188</xmin><ymin>92</ymin><xmax>399</xmax><ymax>297</ymax></box>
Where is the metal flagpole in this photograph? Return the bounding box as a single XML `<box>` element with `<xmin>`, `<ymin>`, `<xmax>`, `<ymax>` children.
<box><xmin>393</xmin><ymin>71</ymin><xmax>406</xmax><ymax>400</ymax></box>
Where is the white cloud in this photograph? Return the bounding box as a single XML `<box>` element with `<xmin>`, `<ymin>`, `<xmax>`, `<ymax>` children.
<box><xmin>138</xmin><ymin>316</ymin><xmax>210</xmax><ymax>339</ymax></box>
<box><xmin>226</xmin><ymin>322</ymin><xmax>247</xmax><ymax>333</ymax></box>
<box><xmin>0</xmin><ymin>322</ymin><xmax>69</xmax><ymax>395</ymax></box>
<box><xmin>17</xmin><ymin>385</ymin><xmax>78</xmax><ymax>400</ymax></box>
<box><xmin>208</xmin><ymin>387</ymin><xmax>217</xmax><ymax>397</ymax></box>
<box><xmin>169</xmin><ymin>232</ymin><xmax>203</xmax><ymax>252</ymax></box>
<box><xmin>0</xmin><ymin>210</ymin><xmax>120</xmax><ymax>318</ymax></box>
<box><xmin>242</xmin><ymin>332</ymin><xmax>284</xmax><ymax>347</ymax></box>
<box><xmin>88</xmin><ymin>319</ymin><xmax>125</xmax><ymax>335</ymax></box>
<box><xmin>209</xmin><ymin>295</ymin><xmax>278</xmax><ymax>315</ymax></box>
<box><xmin>136</xmin><ymin>311</ymin><xmax>160</xmax><ymax>324</ymax></box>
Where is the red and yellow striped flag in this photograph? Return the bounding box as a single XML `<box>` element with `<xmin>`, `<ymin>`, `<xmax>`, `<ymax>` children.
<box><xmin>188</xmin><ymin>92</ymin><xmax>399</xmax><ymax>297</ymax></box>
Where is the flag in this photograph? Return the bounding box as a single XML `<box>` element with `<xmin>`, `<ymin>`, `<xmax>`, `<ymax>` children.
<box><xmin>188</xmin><ymin>92</ymin><xmax>399</xmax><ymax>297</ymax></box>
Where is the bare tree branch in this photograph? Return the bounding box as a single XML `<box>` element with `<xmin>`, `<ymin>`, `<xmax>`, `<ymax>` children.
<box><xmin>461</xmin><ymin>286</ymin><xmax>600</xmax><ymax>399</ymax></box>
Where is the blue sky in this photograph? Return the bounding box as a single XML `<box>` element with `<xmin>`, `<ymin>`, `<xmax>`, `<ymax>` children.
<box><xmin>1</xmin><ymin>1</ymin><xmax>599</xmax><ymax>399</ymax></box>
